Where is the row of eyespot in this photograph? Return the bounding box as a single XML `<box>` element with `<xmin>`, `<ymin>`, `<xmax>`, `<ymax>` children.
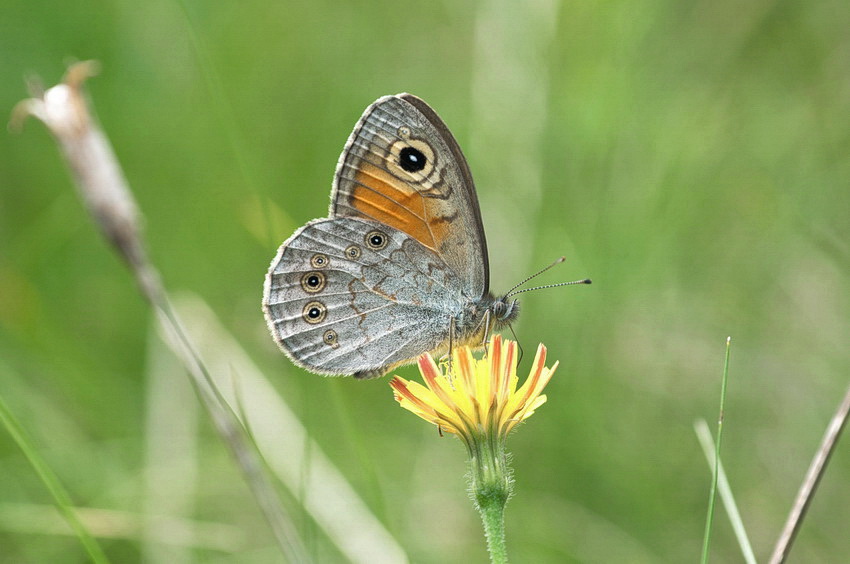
<box><xmin>308</xmin><ymin>228</ymin><xmax>391</xmax><ymax>272</ymax></box>
<box><xmin>298</xmin><ymin>302</ymin><xmax>337</xmax><ymax>348</ymax></box>
<box><xmin>295</xmin><ymin>229</ymin><xmax>390</xmax><ymax>347</ymax></box>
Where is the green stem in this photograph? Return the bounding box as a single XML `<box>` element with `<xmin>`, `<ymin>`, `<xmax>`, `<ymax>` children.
<box><xmin>701</xmin><ymin>336</ymin><xmax>732</xmax><ymax>564</ymax></box>
<box><xmin>478</xmin><ymin>493</ymin><xmax>509</xmax><ymax>564</ymax></box>
<box><xmin>468</xmin><ymin>434</ymin><xmax>511</xmax><ymax>564</ymax></box>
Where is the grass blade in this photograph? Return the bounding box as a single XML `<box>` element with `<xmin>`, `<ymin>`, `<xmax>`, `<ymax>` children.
<box><xmin>0</xmin><ymin>393</ymin><xmax>110</xmax><ymax>564</ymax></box>
<box><xmin>700</xmin><ymin>336</ymin><xmax>732</xmax><ymax>564</ymax></box>
<box><xmin>694</xmin><ymin>419</ymin><xmax>756</xmax><ymax>564</ymax></box>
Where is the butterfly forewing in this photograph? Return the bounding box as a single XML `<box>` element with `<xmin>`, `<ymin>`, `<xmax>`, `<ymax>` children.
<box><xmin>330</xmin><ymin>94</ymin><xmax>489</xmax><ymax>299</ymax></box>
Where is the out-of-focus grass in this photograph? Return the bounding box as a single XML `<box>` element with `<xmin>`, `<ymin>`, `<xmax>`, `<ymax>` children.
<box><xmin>2</xmin><ymin>1</ymin><xmax>849</xmax><ymax>562</ymax></box>
<box><xmin>0</xmin><ymin>383</ymin><xmax>108</xmax><ymax>563</ymax></box>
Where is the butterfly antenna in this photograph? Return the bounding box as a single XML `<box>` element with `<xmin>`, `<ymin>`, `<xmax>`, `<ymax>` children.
<box><xmin>503</xmin><ymin>256</ymin><xmax>567</xmax><ymax>296</ymax></box>
<box><xmin>506</xmin><ymin>277</ymin><xmax>592</xmax><ymax>298</ymax></box>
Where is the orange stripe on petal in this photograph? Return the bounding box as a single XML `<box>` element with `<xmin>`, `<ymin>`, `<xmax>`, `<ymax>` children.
<box><xmin>487</xmin><ymin>338</ymin><xmax>508</xmax><ymax>428</ymax></box>
<box><xmin>390</xmin><ymin>377</ymin><xmax>437</xmax><ymax>417</ymax></box>
<box><xmin>457</xmin><ymin>347</ymin><xmax>474</xmax><ymax>391</ymax></box>
<box><xmin>500</xmin><ymin>340</ymin><xmax>517</xmax><ymax>400</ymax></box>
<box><xmin>451</xmin><ymin>348</ymin><xmax>478</xmax><ymax>423</ymax></box>
<box><xmin>516</xmin><ymin>344</ymin><xmax>547</xmax><ymax>407</ymax></box>
<box><xmin>489</xmin><ymin>334</ymin><xmax>502</xmax><ymax>399</ymax></box>
<box><xmin>419</xmin><ymin>354</ymin><xmax>457</xmax><ymax>409</ymax></box>
<box><xmin>418</xmin><ymin>354</ymin><xmax>441</xmax><ymax>385</ymax></box>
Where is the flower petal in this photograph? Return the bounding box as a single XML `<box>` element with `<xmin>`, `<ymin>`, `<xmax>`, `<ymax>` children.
<box><xmin>391</xmin><ymin>337</ymin><xmax>558</xmax><ymax>444</ymax></box>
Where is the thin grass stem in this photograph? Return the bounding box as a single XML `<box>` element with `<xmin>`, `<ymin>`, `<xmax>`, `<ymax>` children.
<box><xmin>700</xmin><ymin>336</ymin><xmax>731</xmax><ymax>564</ymax></box>
<box><xmin>694</xmin><ymin>420</ymin><xmax>757</xmax><ymax>564</ymax></box>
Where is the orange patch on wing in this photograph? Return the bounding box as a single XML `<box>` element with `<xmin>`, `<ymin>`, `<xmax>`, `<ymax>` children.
<box><xmin>351</xmin><ymin>162</ymin><xmax>452</xmax><ymax>251</ymax></box>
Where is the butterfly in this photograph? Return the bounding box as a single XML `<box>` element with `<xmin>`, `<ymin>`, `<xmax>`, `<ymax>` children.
<box><xmin>263</xmin><ymin>94</ymin><xmax>585</xmax><ymax>379</ymax></box>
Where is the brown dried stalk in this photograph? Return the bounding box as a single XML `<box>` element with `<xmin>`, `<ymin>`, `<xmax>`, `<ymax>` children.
<box><xmin>12</xmin><ymin>61</ymin><xmax>308</xmax><ymax>563</ymax></box>
<box><xmin>768</xmin><ymin>382</ymin><xmax>850</xmax><ymax>563</ymax></box>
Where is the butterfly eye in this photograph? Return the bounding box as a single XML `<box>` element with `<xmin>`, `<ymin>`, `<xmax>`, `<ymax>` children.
<box><xmin>322</xmin><ymin>329</ymin><xmax>339</xmax><ymax>349</ymax></box>
<box><xmin>399</xmin><ymin>146</ymin><xmax>426</xmax><ymax>172</ymax></box>
<box><xmin>345</xmin><ymin>245</ymin><xmax>362</xmax><ymax>259</ymax></box>
<box><xmin>365</xmin><ymin>230</ymin><xmax>388</xmax><ymax>250</ymax></box>
<box><xmin>302</xmin><ymin>301</ymin><xmax>327</xmax><ymax>324</ymax></box>
<box><xmin>310</xmin><ymin>253</ymin><xmax>329</xmax><ymax>268</ymax></box>
<box><xmin>300</xmin><ymin>271</ymin><xmax>326</xmax><ymax>293</ymax></box>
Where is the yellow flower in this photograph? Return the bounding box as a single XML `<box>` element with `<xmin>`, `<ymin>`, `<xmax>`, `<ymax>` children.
<box><xmin>390</xmin><ymin>335</ymin><xmax>559</xmax><ymax>563</ymax></box>
<box><xmin>390</xmin><ymin>335</ymin><xmax>557</xmax><ymax>448</ymax></box>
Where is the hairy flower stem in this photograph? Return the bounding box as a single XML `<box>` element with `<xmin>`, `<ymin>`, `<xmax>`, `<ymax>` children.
<box><xmin>478</xmin><ymin>492</ymin><xmax>509</xmax><ymax>564</ymax></box>
<box><xmin>469</xmin><ymin>436</ymin><xmax>511</xmax><ymax>564</ymax></box>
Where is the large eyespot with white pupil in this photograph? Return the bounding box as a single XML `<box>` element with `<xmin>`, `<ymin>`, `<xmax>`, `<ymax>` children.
<box><xmin>300</xmin><ymin>271</ymin><xmax>326</xmax><ymax>293</ymax></box>
<box><xmin>302</xmin><ymin>301</ymin><xmax>327</xmax><ymax>324</ymax></box>
<box><xmin>399</xmin><ymin>146</ymin><xmax>426</xmax><ymax>172</ymax></box>
<box><xmin>323</xmin><ymin>329</ymin><xmax>339</xmax><ymax>349</ymax></box>
<box><xmin>386</xmin><ymin>137</ymin><xmax>437</xmax><ymax>182</ymax></box>
<box><xmin>345</xmin><ymin>244</ymin><xmax>362</xmax><ymax>260</ymax></box>
<box><xmin>310</xmin><ymin>253</ymin><xmax>329</xmax><ymax>269</ymax></box>
<box><xmin>365</xmin><ymin>230</ymin><xmax>388</xmax><ymax>250</ymax></box>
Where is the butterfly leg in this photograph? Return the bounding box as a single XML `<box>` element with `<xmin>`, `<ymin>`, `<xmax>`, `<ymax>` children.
<box><xmin>447</xmin><ymin>316</ymin><xmax>456</xmax><ymax>374</ymax></box>
<box><xmin>480</xmin><ymin>309</ymin><xmax>492</xmax><ymax>356</ymax></box>
<box><xmin>508</xmin><ymin>322</ymin><xmax>524</xmax><ymax>365</ymax></box>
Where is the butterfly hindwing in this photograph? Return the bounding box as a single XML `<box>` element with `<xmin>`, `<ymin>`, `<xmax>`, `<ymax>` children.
<box><xmin>263</xmin><ymin>217</ymin><xmax>465</xmax><ymax>377</ymax></box>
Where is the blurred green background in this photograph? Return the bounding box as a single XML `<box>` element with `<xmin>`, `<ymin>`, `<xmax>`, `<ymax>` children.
<box><xmin>2</xmin><ymin>1</ymin><xmax>849</xmax><ymax>562</ymax></box>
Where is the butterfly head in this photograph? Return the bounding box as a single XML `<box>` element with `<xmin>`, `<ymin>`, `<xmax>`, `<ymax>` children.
<box><xmin>491</xmin><ymin>296</ymin><xmax>520</xmax><ymax>325</ymax></box>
